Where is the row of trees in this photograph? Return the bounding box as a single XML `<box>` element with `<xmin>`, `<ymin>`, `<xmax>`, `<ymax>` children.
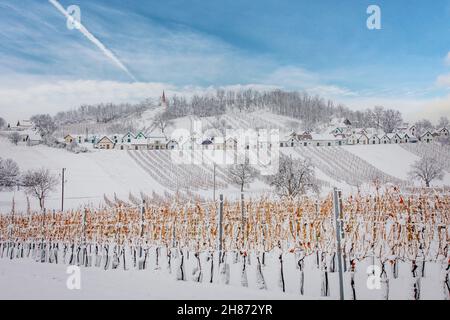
<box><xmin>53</xmin><ymin>102</ymin><xmax>150</xmax><ymax>125</ymax></box>
<box><xmin>226</xmin><ymin>153</ymin><xmax>445</xmax><ymax>197</ymax></box>
<box><xmin>165</xmin><ymin>89</ymin><xmax>349</xmax><ymax>130</ymax></box>
<box><xmin>227</xmin><ymin>156</ymin><xmax>319</xmax><ymax>198</ymax></box>
<box><xmin>0</xmin><ymin>158</ymin><xmax>57</xmax><ymax>210</ymax></box>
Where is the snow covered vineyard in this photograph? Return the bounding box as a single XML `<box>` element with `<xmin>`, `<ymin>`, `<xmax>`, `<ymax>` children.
<box><xmin>2</xmin><ymin>137</ymin><xmax>450</xmax><ymax>213</ymax></box>
<box><xmin>1</xmin><ymin>190</ymin><xmax>449</xmax><ymax>300</ymax></box>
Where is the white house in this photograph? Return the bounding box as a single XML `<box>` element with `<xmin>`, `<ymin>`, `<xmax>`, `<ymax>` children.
<box><xmin>437</xmin><ymin>127</ymin><xmax>449</xmax><ymax>137</ymax></box>
<box><xmin>420</xmin><ymin>131</ymin><xmax>434</xmax><ymax>143</ymax></box>
<box><xmin>225</xmin><ymin>137</ymin><xmax>238</xmax><ymax>150</ymax></box>
<box><xmin>122</xmin><ymin>132</ymin><xmax>136</xmax><ymax>144</ymax></box>
<box><xmin>356</xmin><ymin>133</ymin><xmax>369</xmax><ymax>145</ymax></box>
<box><xmin>380</xmin><ymin>134</ymin><xmax>391</xmax><ymax>144</ymax></box>
<box><xmin>398</xmin><ymin>133</ymin><xmax>410</xmax><ymax>143</ymax></box>
<box><xmin>147</xmin><ymin>136</ymin><xmax>167</xmax><ymax>150</ymax></box>
<box><xmin>96</xmin><ymin>136</ymin><xmax>115</xmax><ymax>149</ymax></box>
<box><xmin>369</xmin><ymin>134</ymin><xmax>381</xmax><ymax>145</ymax></box>
<box><xmin>310</xmin><ymin>134</ymin><xmax>344</xmax><ymax>146</ymax></box>
<box><xmin>387</xmin><ymin>133</ymin><xmax>402</xmax><ymax>144</ymax></box>
<box><xmin>25</xmin><ymin>130</ymin><xmax>43</xmax><ymax>146</ymax></box>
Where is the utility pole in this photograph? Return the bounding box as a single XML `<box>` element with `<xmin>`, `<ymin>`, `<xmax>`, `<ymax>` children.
<box><xmin>61</xmin><ymin>168</ymin><xmax>66</xmax><ymax>212</ymax></box>
<box><xmin>333</xmin><ymin>187</ymin><xmax>345</xmax><ymax>300</ymax></box>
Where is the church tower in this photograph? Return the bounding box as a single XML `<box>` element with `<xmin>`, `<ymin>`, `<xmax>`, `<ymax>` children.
<box><xmin>161</xmin><ymin>90</ymin><xmax>168</xmax><ymax>108</ymax></box>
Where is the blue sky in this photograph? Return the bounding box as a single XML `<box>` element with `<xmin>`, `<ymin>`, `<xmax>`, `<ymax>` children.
<box><xmin>0</xmin><ymin>0</ymin><xmax>449</xmax><ymax>120</ymax></box>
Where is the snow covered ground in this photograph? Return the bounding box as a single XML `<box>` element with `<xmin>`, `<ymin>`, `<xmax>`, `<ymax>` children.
<box><xmin>0</xmin><ymin>259</ymin><xmax>297</xmax><ymax>300</ymax></box>
<box><xmin>0</xmin><ymin>252</ymin><xmax>446</xmax><ymax>300</ymax></box>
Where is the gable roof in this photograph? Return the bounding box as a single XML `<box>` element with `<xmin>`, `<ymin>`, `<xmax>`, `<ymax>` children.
<box><xmin>97</xmin><ymin>136</ymin><xmax>114</xmax><ymax>144</ymax></box>
<box><xmin>122</xmin><ymin>132</ymin><xmax>136</xmax><ymax>139</ymax></box>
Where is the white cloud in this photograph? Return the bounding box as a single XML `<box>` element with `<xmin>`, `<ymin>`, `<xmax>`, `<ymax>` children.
<box><xmin>0</xmin><ymin>80</ymin><xmax>169</xmax><ymax>121</ymax></box>
<box><xmin>0</xmin><ymin>78</ymin><xmax>280</xmax><ymax>122</ymax></box>
<box><xmin>436</xmin><ymin>73</ymin><xmax>450</xmax><ymax>87</ymax></box>
<box><xmin>337</xmin><ymin>95</ymin><xmax>450</xmax><ymax>123</ymax></box>
<box><xmin>445</xmin><ymin>52</ymin><xmax>450</xmax><ymax>66</ymax></box>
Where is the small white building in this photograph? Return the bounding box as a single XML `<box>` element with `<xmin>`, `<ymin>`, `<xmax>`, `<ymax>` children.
<box><xmin>96</xmin><ymin>136</ymin><xmax>115</xmax><ymax>149</ymax></box>
<box><xmin>420</xmin><ymin>131</ymin><xmax>434</xmax><ymax>143</ymax></box>
<box><xmin>436</xmin><ymin>127</ymin><xmax>449</xmax><ymax>137</ymax></box>
<box><xmin>369</xmin><ymin>134</ymin><xmax>381</xmax><ymax>145</ymax></box>
<box><xmin>380</xmin><ymin>134</ymin><xmax>391</xmax><ymax>144</ymax></box>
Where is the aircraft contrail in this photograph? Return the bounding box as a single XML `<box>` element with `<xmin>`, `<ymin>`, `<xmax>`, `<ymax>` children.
<box><xmin>49</xmin><ymin>0</ymin><xmax>137</xmax><ymax>82</ymax></box>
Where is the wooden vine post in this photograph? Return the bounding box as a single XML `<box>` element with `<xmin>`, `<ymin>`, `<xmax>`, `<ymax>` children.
<box><xmin>333</xmin><ymin>187</ymin><xmax>345</xmax><ymax>300</ymax></box>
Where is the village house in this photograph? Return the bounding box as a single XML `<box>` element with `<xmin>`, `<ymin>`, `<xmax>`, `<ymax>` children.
<box><xmin>24</xmin><ymin>130</ymin><xmax>43</xmax><ymax>146</ymax></box>
<box><xmin>420</xmin><ymin>131</ymin><xmax>434</xmax><ymax>143</ymax></box>
<box><xmin>64</xmin><ymin>134</ymin><xmax>83</xmax><ymax>144</ymax></box>
<box><xmin>7</xmin><ymin>120</ymin><xmax>34</xmax><ymax>132</ymax></box>
<box><xmin>387</xmin><ymin>133</ymin><xmax>402</xmax><ymax>144</ymax></box>
<box><xmin>225</xmin><ymin>137</ymin><xmax>238</xmax><ymax>150</ymax></box>
<box><xmin>398</xmin><ymin>133</ymin><xmax>410</xmax><ymax>143</ymax></box>
<box><xmin>284</xmin><ymin>133</ymin><xmax>298</xmax><ymax>147</ymax></box>
<box><xmin>201</xmin><ymin>138</ymin><xmax>214</xmax><ymax>150</ymax></box>
<box><xmin>436</xmin><ymin>127</ymin><xmax>449</xmax><ymax>137</ymax></box>
<box><xmin>369</xmin><ymin>134</ymin><xmax>381</xmax><ymax>145</ymax></box>
<box><xmin>310</xmin><ymin>134</ymin><xmax>344</xmax><ymax>146</ymax></box>
<box><xmin>122</xmin><ymin>132</ymin><xmax>136</xmax><ymax>144</ymax></box>
<box><xmin>380</xmin><ymin>134</ymin><xmax>391</xmax><ymax>144</ymax></box>
<box><xmin>356</xmin><ymin>133</ymin><xmax>369</xmax><ymax>145</ymax></box>
<box><xmin>147</xmin><ymin>136</ymin><xmax>167</xmax><ymax>150</ymax></box>
<box><xmin>96</xmin><ymin>136</ymin><xmax>115</xmax><ymax>149</ymax></box>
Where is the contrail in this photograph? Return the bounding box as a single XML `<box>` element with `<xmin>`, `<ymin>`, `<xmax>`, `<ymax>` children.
<box><xmin>48</xmin><ymin>0</ymin><xmax>137</xmax><ymax>82</ymax></box>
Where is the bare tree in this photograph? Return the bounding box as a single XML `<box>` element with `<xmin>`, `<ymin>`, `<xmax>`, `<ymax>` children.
<box><xmin>381</xmin><ymin>109</ymin><xmax>403</xmax><ymax>133</ymax></box>
<box><xmin>270</xmin><ymin>156</ymin><xmax>319</xmax><ymax>197</ymax></box>
<box><xmin>152</xmin><ymin>112</ymin><xmax>173</xmax><ymax>138</ymax></box>
<box><xmin>408</xmin><ymin>156</ymin><xmax>444</xmax><ymax>187</ymax></box>
<box><xmin>227</xmin><ymin>160</ymin><xmax>258</xmax><ymax>192</ymax></box>
<box><xmin>0</xmin><ymin>158</ymin><xmax>20</xmax><ymax>189</ymax></box>
<box><xmin>8</xmin><ymin>132</ymin><xmax>21</xmax><ymax>145</ymax></box>
<box><xmin>372</xmin><ymin>106</ymin><xmax>385</xmax><ymax>129</ymax></box>
<box><xmin>31</xmin><ymin>114</ymin><xmax>57</xmax><ymax>137</ymax></box>
<box><xmin>22</xmin><ymin>168</ymin><xmax>58</xmax><ymax>210</ymax></box>
<box><xmin>437</xmin><ymin>116</ymin><xmax>449</xmax><ymax>129</ymax></box>
<box><xmin>0</xmin><ymin>117</ymin><xmax>6</xmax><ymax>130</ymax></box>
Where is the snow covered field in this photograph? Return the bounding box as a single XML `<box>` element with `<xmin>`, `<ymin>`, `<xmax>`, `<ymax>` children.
<box><xmin>0</xmin><ymin>259</ymin><xmax>297</xmax><ymax>300</ymax></box>
<box><xmin>1</xmin><ymin>251</ymin><xmax>446</xmax><ymax>300</ymax></box>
